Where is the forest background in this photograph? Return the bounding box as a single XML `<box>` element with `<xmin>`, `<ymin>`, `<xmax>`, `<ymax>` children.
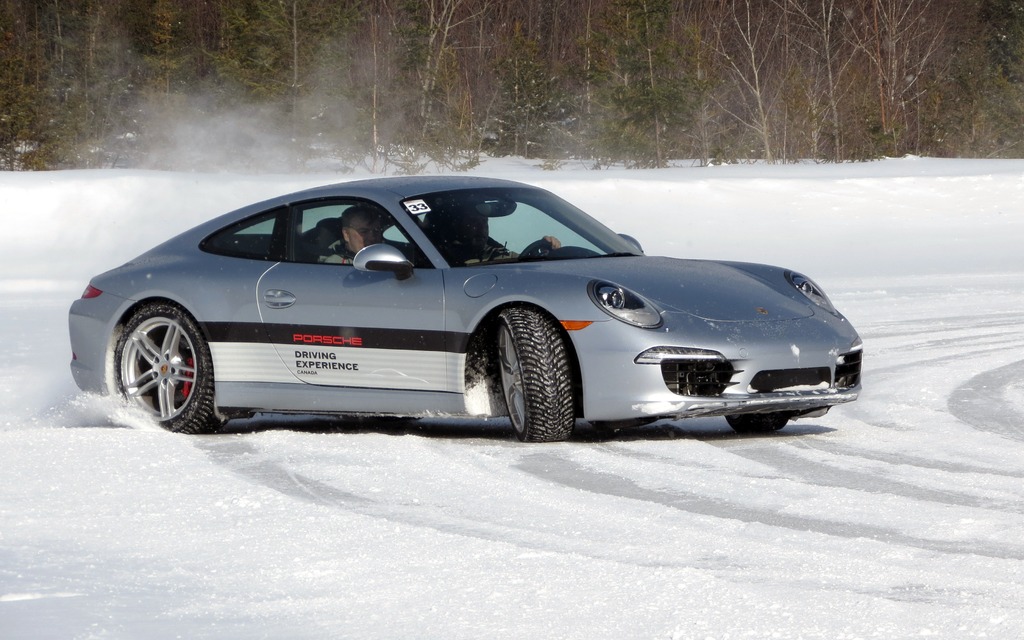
<box><xmin>3</xmin><ymin>0</ymin><xmax>1024</xmax><ymax>172</ymax></box>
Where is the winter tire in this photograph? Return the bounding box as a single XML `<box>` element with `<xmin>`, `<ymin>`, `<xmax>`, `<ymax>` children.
<box><xmin>497</xmin><ymin>307</ymin><xmax>575</xmax><ymax>442</ymax></box>
<box><xmin>114</xmin><ymin>303</ymin><xmax>221</xmax><ymax>434</ymax></box>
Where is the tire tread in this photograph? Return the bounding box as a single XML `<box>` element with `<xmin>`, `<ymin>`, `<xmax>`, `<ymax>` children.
<box><xmin>499</xmin><ymin>307</ymin><xmax>575</xmax><ymax>442</ymax></box>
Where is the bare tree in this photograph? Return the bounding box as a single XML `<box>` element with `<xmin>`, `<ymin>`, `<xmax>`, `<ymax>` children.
<box><xmin>408</xmin><ymin>0</ymin><xmax>490</xmax><ymax>133</ymax></box>
<box><xmin>846</xmin><ymin>0</ymin><xmax>954</xmax><ymax>154</ymax></box>
<box><xmin>783</xmin><ymin>0</ymin><xmax>859</xmax><ymax>161</ymax></box>
<box><xmin>713</xmin><ymin>0</ymin><xmax>789</xmax><ymax>162</ymax></box>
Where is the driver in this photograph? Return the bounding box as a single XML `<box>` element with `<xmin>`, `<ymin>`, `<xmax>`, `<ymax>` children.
<box><xmin>443</xmin><ymin>209</ymin><xmax>560</xmax><ymax>266</ymax></box>
<box><xmin>337</xmin><ymin>205</ymin><xmax>385</xmax><ymax>263</ymax></box>
<box><xmin>316</xmin><ymin>205</ymin><xmax>385</xmax><ymax>264</ymax></box>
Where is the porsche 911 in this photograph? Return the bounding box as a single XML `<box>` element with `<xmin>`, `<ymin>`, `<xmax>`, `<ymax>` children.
<box><xmin>68</xmin><ymin>176</ymin><xmax>862</xmax><ymax>441</ymax></box>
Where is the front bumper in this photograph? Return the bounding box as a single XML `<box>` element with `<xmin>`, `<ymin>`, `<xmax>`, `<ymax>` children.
<box><xmin>570</xmin><ymin>310</ymin><xmax>862</xmax><ymax>422</ymax></box>
<box><xmin>627</xmin><ymin>386</ymin><xmax>860</xmax><ymax>420</ymax></box>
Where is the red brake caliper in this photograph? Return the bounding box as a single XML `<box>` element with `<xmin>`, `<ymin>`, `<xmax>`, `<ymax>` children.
<box><xmin>181</xmin><ymin>357</ymin><xmax>194</xmax><ymax>398</ymax></box>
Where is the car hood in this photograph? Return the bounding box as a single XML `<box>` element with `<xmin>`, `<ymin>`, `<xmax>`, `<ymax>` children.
<box><xmin>517</xmin><ymin>256</ymin><xmax>816</xmax><ymax>322</ymax></box>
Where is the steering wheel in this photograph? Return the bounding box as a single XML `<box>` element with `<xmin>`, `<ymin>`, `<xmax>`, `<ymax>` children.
<box><xmin>519</xmin><ymin>237</ymin><xmax>554</xmax><ymax>258</ymax></box>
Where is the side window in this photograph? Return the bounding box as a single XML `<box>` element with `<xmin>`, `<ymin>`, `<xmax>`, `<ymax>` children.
<box><xmin>201</xmin><ymin>208</ymin><xmax>285</xmax><ymax>260</ymax></box>
<box><xmin>291</xmin><ymin>200</ymin><xmax>429</xmax><ymax>267</ymax></box>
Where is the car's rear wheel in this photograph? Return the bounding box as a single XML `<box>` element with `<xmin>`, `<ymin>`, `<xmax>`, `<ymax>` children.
<box><xmin>114</xmin><ymin>303</ymin><xmax>221</xmax><ymax>434</ymax></box>
<box><xmin>497</xmin><ymin>307</ymin><xmax>575</xmax><ymax>442</ymax></box>
<box><xmin>725</xmin><ymin>412</ymin><xmax>789</xmax><ymax>433</ymax></box>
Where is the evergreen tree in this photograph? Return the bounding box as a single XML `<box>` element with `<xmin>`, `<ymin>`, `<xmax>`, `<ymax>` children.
<box><xmin>217</xmin><ymin>0</ymin><xmax>357</xmax><ymax>100</ymax></box>
<box><xmin>0</xmin><ymin>11</ymin><xmax>48</xmax><ymax>169</ymax></box>
<box><xmin>493</xmin><ymin>25</ymin><xmax>564</xmax><ymax>158</ymax></box>
<box><xmin>981</xmin><ymin>0</ymin><xmax>1024</xmax><ymax>80</ymax></box>
<box><xmin>33</xmin><ymin>0</ymin><xmax>144</xmax><ymax>167</ymax></box>
<box><xmin>977</xmin><ymin>1</ymin><xmax>1024</xmax><ymax>155</ymax></box>
<box><xmin>594</xmin><ymin>0</ymin><xmax>694</xmax><ymax>167</ymax></box>
<box><xmin>214</xmin><ymin>0</ymin><xmax>359</xmax><ymax>167</ymax></box>
<box><xmin>143</xmin><ymin>0</ymin><xmax>185</xmax><ymax>94</ymax></box>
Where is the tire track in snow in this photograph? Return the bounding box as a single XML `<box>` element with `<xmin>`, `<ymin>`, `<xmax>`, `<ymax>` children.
<box><xmin>948</xmin><ymin>360</ymin><xmax>1024</xmax><ymax>442</ymax></box>
<box><xmin>839</xmin><ymin>309</ymin><xmax>1024</xmax><ymax>436</ymax></box>
<box><xmin>514</xmin><ymin>453</ymin><xmax>1024</xmax><ymax>561</ymax></box>
<box><xmin>596</xmin><ymin>437</ymin><xmax>1024</xmax><ymax>512</ymax></box>
<box><xmin>197</xmin><ymin>438</ymin><xmax>371</xmax><ymax>506</ymax></box>
<box><xmin>192</xmin><ymin>436</ymin><xmax>712</xmax><ymax>571</ymax></box>
<box><xmin>192</xmin><ymin>434</ymin><xmax>1024</xmax><ymax>610</ymax></box>
<box><xmin>721</xmin><ymin>443</ymin><xmax>1024</xmax><ymax>514</ymax></box>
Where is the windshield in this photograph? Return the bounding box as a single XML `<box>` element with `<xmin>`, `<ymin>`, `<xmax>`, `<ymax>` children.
<box><xmin>402</xmin><ymin>187</ymin><xmax>641</xmax><ymax>267</ymax></box>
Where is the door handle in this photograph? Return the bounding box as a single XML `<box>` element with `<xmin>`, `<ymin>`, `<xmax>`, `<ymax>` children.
<box><xmin>263</xmin><ymin>289</ymin><xmax>296</xmax><ymax>309</ymax></box>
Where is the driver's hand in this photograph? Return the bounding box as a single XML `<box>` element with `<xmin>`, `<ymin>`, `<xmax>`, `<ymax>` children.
<box><xmin>543</xmin><ymin>235</ymin><xmax>562</xmax><ymax>249</ymax></box>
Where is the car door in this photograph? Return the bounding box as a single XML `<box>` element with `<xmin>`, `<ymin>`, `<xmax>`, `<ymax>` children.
<box><xmin>255</xmin><ymin>200</ymin><xmax>455</xmax><ymax>396</ymax></box>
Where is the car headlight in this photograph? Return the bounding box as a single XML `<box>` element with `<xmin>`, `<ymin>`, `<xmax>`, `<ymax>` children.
<box><xmin>588</xmin><ymin>280</ymin><xmax>662</xmax><ymax>328</ymax></box>
<box><xmin>786</xmin><ymin>271</ymin><xmax>837</xmax><ymax>314</ymax></box>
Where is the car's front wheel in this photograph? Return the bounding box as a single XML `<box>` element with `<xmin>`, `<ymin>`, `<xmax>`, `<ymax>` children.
<box><xmin>114</xmin><ymin>303</ymin><xmax>221</xmax><ymax>434</ymax></box>
<box><xmin>497</xmin><ymin>307</ymin><xmax>575</xmax><ymax>442</ymax></box>
<box><xmin>725</xmin><ymin>412</ymin><xmax>789</xmax><ymax>433</ymax></box>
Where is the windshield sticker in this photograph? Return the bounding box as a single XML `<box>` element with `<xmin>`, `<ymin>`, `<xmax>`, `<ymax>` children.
<box><xmin>402</xmin><ymin>199</ymin><xmax>431</xmax><ymax>215</ymax></box>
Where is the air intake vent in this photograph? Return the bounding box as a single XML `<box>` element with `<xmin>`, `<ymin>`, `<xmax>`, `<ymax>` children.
<box><xmin>661</xmin><ymin>360</ymin><xmax>738</xmax><ymax>396</ymax></box>
<box><xmin>835</xmin><ymin>349</ymin><xmax>863</xmax><ymax>389</ymax></box>
<box><xmin>635</xmin><ymin>347</ymin><xmax>738</xmax><ymax>397</ymax></box>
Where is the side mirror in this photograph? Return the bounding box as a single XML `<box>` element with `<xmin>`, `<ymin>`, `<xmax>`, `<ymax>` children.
<box><xmin>618</xmin><ymin>234</ymin><xmax>644</xmax><ymax>254</ymax></box>
<box><xmin>353</xmin><ymin>244</ymin><xmax>414</xmax><ymax>281</ymax></box>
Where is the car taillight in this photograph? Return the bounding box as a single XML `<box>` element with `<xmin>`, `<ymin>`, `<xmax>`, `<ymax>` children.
<box><xmin>81</xmin><ymin>284</ymin><xmax>103</xmax><ymax>299</ymax></box>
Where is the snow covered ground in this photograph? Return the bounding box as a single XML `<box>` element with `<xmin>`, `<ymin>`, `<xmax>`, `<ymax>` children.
<box><xmin>2</xmin><ymin>157</ymin><xmax>1023</xmax><ymax>639</ymax></box>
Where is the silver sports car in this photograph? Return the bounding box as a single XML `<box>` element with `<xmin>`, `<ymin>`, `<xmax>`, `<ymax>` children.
<box><xmin>68</xmin><ymin>176</ymin><xmax>862</xmax><ymax>441</ymax></box>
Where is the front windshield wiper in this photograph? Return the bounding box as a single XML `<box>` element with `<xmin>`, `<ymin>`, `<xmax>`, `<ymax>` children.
<box><xmin>513</xmin><ymin>254</ymin><xmax>562</xmax><ymax>263</ymax></box>
<box><xmin>513</xmin><ymin>251</ymin><xmax>639</xmax><ymax>264</ymax></box>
